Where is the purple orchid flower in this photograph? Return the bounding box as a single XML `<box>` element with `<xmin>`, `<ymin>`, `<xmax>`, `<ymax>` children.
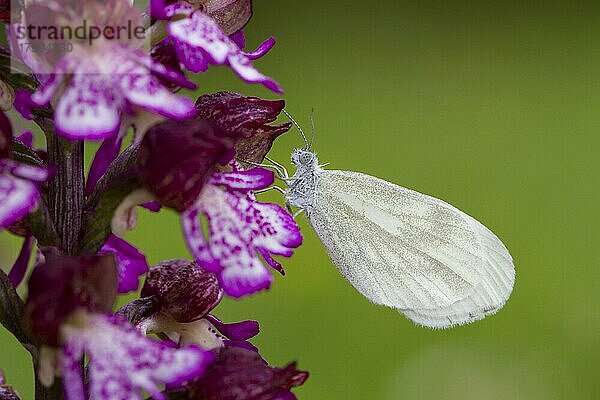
<box><xmin>14</xmin><ymin>0</ymin><xmax>197</xmax><ymax>141</ymax></box>
<box><xmin>28</xmin><ymin>44</ymin><xmax>197</xmax><ymax>141</ymax></box>
<box><xmin>136</xmin><ymin>93</ymin><xmax>300</xmax><ymax>297</ymax></box>
<box><xmin>182</xmin><ymin>166</ymin><xmax>302</xmax><ymax>298</ymax></box>
<box><xmin>25</xmin><ymin>254</ymin><xmax>212</xmax><ymax>400</ymax></box>
<box><xmin>133</xmin><ymin>259</ymin><xmax>260</xmax><ymax>351</ymax></box>
<box><xmin>61</xmin><ymin>312</ymin><xmax>211</xmax><ymax>400</ymax></box>
<box><xmin>0</xmin><ymin>111</ymin><xmax>53</xmax><ymax>229</ymax></box>
<box><xmin>151</xmin><ymin>0</ymin><xmax>281</xmax><ymax>92</ymax></box>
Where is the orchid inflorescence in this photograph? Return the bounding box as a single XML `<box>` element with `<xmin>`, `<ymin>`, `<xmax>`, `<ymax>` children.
<box><xmin>0</xmin><ymin>1</ymin><xmax>308</xmax><ymax>399</ymax></box>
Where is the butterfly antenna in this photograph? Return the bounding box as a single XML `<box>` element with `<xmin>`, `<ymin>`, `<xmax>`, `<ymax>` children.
<box><xmin>308</xmin><ymin>108</ymin><xmax>315</xmax><ymax>150</ymax></box>
<box><xmin>283</xmin><ymin>109</ymin><xmax>309</xmax><ymax>148</ymax></box>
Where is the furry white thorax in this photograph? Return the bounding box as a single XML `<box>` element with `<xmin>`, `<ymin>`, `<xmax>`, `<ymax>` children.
<box><xmin>285</xmin><ymin>148</ymin><xmax>323</xmax><ymax>212</ymax></box>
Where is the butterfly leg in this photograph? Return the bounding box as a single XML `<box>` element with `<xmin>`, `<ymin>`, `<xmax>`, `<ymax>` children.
<box><xmin>265</xmin><ymin>156</ymin><xmax>290</xmax><ymax>179</ymax></box>
<box><xmin>255</xmin><ymin>186</ymin><xmax>287</xmax><ymax>195</ymax></box>
<box><xmin>242</xmin><ymin>159</ymin><xmax>288</xmax><ymax>180</ymax></box>
<box><xmin>292</xmin><ymin>208</ymin><xmax>305</xmax><ymax>219</ymax></box>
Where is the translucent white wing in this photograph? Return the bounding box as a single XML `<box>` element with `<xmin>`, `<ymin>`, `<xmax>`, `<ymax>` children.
<box><xmin>308</xmin><ymin>170</ymin><xmax>515</xmax><ymax>328</ymax></box>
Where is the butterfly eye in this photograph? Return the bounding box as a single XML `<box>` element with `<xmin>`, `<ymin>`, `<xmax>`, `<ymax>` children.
<box><xmin>301</xmin><ymin>153</ymin><xmax>312</xmax><ymax>164</ymax></box>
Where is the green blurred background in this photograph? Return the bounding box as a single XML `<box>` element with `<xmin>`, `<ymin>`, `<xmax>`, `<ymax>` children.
<box><xmin>2</xmin><ymin>1</ymin><xmax>599</xmax><ymax>398</ymax></box>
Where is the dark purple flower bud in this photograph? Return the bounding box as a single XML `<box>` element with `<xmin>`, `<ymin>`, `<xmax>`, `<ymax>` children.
<box><xmin>196</xmin><ymin>91</ymin><xmax>288</xmax><ymax>138</ymax></box>
<box><xmin>183</xmin><ymin>347</ymin><xmax>308</xmax><ymax>400</ymax></box>
<box><xmin>195</xmin><ymin>92</ymin><xmax>292</xmax><ymax>164</ymax></box>
<box><xmin>24</xmin><ymin>254</ymin><xmax>118</xmax><ymax>346</ymax></box>
<box><xmin>0</xmin><ymin>110</ymin><xmax>13</xmax><ymax>159</ymax></box>
<box><xmin>141</xmin><ymin>259</ymin><xmax>223</xmax><ymax>323</ymax></box>
<box><xmin>137</xmin><ymin>119</ymin><xmax>240</xmax><ymax>211</ymax></box>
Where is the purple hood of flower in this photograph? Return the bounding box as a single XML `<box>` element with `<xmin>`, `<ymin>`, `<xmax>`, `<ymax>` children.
<box><xmin>196</xmin><ymin>92</ymin><xmax>289</xmax><ymax>138</ymax></box>
<box><xmin>196</xmin><ymin>92</ymin><xmax>292</xmax><ymax>164</ymax></box>
<box><xmin>24</xmin><ymin>253</ymin><xmax>118</xmax><ymax>346</ymax></box>
<box><xmin>137</xmin><ymin>119</ymin><xmax>239</xmax><ymax>212</ymax></box>
<box><xmin>151</xmin><ymin>0</ymin><xmax>253</xmax><ymax>35</ymax></box>
<box><xmin>180</xmin><ymin>347</ymin><xmax>308</xmax><ymax>400</ymax></box>
<box><xmin>0</xmin><ymin>1</ymin><xmax>10</xmax><ymax>23</ymax></box>
<box><xmin>141</xmin><ymin>259</ymin><xmax>223</xmax><ymax>323</ymax></box>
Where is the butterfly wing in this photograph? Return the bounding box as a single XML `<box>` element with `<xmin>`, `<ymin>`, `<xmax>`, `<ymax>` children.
<box><xmin>308</xmin><ymin>170</ymin><xmax>515</xmax><ymax>328</ymax></box>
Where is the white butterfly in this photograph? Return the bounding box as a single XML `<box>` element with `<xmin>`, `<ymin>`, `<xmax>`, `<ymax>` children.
<box><xmin>267</xmin><ymin>115</ymin><xmax>515</xmax><ymax>329</ymax></box>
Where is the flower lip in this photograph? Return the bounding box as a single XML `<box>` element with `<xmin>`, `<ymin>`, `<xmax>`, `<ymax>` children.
<box><xmin>182</xmin><ymin>168</ymin><xmax>302</xmax><ymax>298</ymax></box>
<box><xmin>61</xmin><ymin>312</ymin><xmax>213</xmax><ymax>400</ymax></box>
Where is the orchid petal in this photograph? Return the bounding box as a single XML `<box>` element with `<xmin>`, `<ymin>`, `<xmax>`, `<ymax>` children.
<box><xmin>209</xmin><ymin>168</ymin><xmax>274</xmax><ymax>191</ymax></box>
<box><xmin>0</xmin><ymin>173</ymin><xmax>39</xmax><ymax>228</ymax></box>
<box><xmin>183</xmin><ymin>184</ymin><xmax>301</xmax><ymax>298</ymax></box>
<box><xmin>7</xmin><ymin>235</ymin><xmax>34</xmax><ymax>288</ymax></box>
<box><xmin>86</xmin><ymin>135</ymin><xmax>124</xmax><ymax>196</ymax></box>
<box><xmin>204</xmin><ymin>315</ymin><xmax>259</xmax><ymax>341</ymax></box>
<box><xmin>100</xmin><ymin>235</ymin><xmax>149</xmax><ymax>294</ymax></box>
<box><xmin>61</xmin><ymin>313</ymin><xmax>212</xmax><ymax>400</ymax></box>
<box><xmin>168</xmin><ymin>12</ymin><xmax>282</xmax><ymax>92</ymax></box>
<box><xmin>229</xmin><ymin>29</ymin><xmax>245</xmax><ymax>49</ymax></box>
<box><xmin>54</xmin><ymin>74</ymin><xmax>122</xmax><ymax>140</ymax></box>
<box><xmin>15</xmin><ymin>131</ymin><xmax>34</xmax><ymax>148</ymax></box>
<box><xmin>243</xmin><ymin>37</ymin><xmax>276</xmax><ymax>60</ymax></box>
<box><xmin>121</xmin><ymin>73</ymin><xmax>196</xmax><ymax>120</ymax></box>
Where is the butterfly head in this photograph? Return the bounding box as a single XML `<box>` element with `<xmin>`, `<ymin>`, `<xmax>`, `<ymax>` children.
<box><xmin>291</xmin><ymin>148</ymin><xmax>319</xmax><ymax>169</ymax></box>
